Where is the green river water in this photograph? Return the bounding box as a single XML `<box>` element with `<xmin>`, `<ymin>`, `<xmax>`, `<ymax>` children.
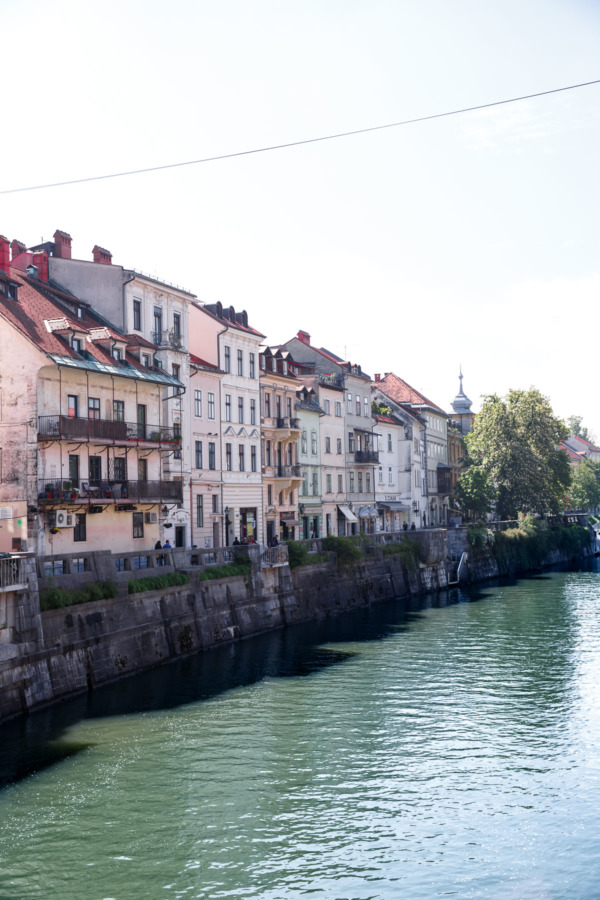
<box><xmin>1</xmin><ymin>565</ymin><xmax>599</xmax><ymax>899</ymax></box>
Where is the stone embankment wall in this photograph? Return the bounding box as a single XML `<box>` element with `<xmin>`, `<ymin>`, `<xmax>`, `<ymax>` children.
<box><xmin>0</xmin><ymin>534</ymin><xmax>449</xmax><ymax>724</ymax></box>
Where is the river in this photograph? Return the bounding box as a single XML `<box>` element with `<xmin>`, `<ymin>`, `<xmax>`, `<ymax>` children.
<box><xmin>1</xmin><ymin>564</ymin><xmax>599</xmax><ymax>899</ymax></box>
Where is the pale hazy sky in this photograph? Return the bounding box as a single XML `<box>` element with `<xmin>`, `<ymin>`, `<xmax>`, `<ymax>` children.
<box><xmin>3</xmin><ymin>0</ymin><xmax>600</xmax><ymax>434</ymax></box>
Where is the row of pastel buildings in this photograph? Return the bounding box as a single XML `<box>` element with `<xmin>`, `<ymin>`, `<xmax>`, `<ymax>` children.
<box><xmin>0</xmin><ymin>229</ymin><xmax>474</xmax><ymax>557</ymax></box>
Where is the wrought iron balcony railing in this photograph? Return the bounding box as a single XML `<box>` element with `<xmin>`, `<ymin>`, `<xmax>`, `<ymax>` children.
<box><xmin>38</xmin><ymin>416</ymin><xmax>179</xmax><ymax>445</ymax></box>
<box><xmin>263</xmin><ymin>465</ymin><xmax>302</xmax><ymax>479</ymax></box>
<box><xmin>355</xmin><ymin>449</ymin><xmax>379</xmax><ymax>464</ymax></box>
<box><xmin>38</xmin><ymin>479</ymin><xmax>183</xmax><ymax>503</ymax></box>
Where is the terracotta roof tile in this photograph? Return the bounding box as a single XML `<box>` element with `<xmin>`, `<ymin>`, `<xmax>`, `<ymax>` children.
<box><xmin>377</xmin><ymin>372</ymin><xmax>445</xmax><ymax>414</ymax></box>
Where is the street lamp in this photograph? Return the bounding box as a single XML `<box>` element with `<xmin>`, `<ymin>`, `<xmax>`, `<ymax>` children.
<box><xmin>224</xmin><ymin>506</ymin><xmax>230</xmax><ymax>546</ymax></box>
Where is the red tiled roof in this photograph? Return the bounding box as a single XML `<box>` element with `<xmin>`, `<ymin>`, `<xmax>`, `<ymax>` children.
<box><xmin>374</xmin><ymin>414</ymin><xmax>402</xmax><ymax>425</ymax></box>
<box><xmin>124</xmin><ymin>333</ymin><xmax>157</xmax><ymax>349</ymax></box>
<box><xmin>560</xmin><ymin>442</ymin><xmax>584</xmax><ymax>461</ymax></box>
<box><xmin>190</xmin><ymin>353</ymin><xmax>220</xmax><ymax>371</ymax></box>
<box><xmin>377</xmin><ymin>372</ymin><xmax>445</xmax><ymax>414</ymax></box>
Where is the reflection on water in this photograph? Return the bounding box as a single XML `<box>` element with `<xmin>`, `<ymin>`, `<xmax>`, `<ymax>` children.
<box><xmin>1</xmin><ymin>566</ymin><xmax>599</xmax><ymax>899</ymax></box>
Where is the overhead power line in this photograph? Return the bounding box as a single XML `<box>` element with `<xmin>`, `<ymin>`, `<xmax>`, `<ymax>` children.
<box><xmin>2</xmin><ymin>79</ymin><xmax>599</xmax><ymax>196</ymax></box>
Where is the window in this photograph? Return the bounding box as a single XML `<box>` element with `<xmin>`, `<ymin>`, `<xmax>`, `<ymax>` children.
<box><xmin>414</xmin><ymin>437</ymin><xmax>419</xmax><ymax>454</ymax></box>
<box><xmin>289</xmin><ymin>490</ymin><xmax>294</xmax><ymax>506</ymax></box>
<box><xmin>173</xmin><ymin>312</ymin><xmax>181</xmax><ymax>339</ymax></box>
<box><xmin>238</xmin><ymin>397</ymin><xmax>244</xmax><ymax>423</ymax></box>
<box><xmin>89</xmin><ymin>456</ymin><xmax>102</xmax><ymax>484</ymax></box>
<box><xmin>212</xmin><ymin>495</ymin><xmax>218</xmax><ymax>513</ymax></box>
<box><xmin>113</xmin><ymin>400</ymin><xmax>124</xmax><ymax>422</ymax></box>
<box><xmin>286</xmin><ymin>397</ymin><xmax>292</xmax><ymax>418</ymax></box>
<box><xmin>251</xmin><ymin>445</ymin><xmax>257</xmax><ymax>472</ymax></box>
<box><xmin>133</xmin><ymin>512</ymin><xmax>144</xmax><ymax>539</ymax></box>
<box><xmin>415</xmin><ymin>469</ymin><xmax>420</xmax><ymax>487</ymax></box>
<box><xmin>325</xmin><ymin>436</ymin><xmax>331</xmax><ymax>454</ymax></box>
<box><xmin>356</xmin><ymin>397</ymin><xmax>361</xmax><ymax>416</ymax></box>
<box><xmin>302</xmin><ymin>471</ymin><xmax>309</xmax><ymax>495</ymax></box>
<box><xmin>137</xmin><ymin>404</ymin><xmax>146</xmax><ymax>439</ymax></box>
<box><xmin>282</xmin><ymin>360</ymin><xmax>288</xmax><ymax>375</ymax></box>
<box><xmin>138</xmin><ymin>458</ymin><xmax>147</xmax><ymax>481</ymax></box>
<box><xmin>153</xmin><ymin>307</ymin><xmax>163</xmax><ymax>343</ymax></box>
<box><xmin>194</xmin><ymin>390</ymin><xmax>202</xmax><ymax>417</ymax></box>
<box><xmin>225</xmin><ymin>394</ymin><xmax>232</xmax><ymax>422</ymax></box>
<box><xmin>239</xmin><ymin>445</ymin><xmax>245</xmax><ymax>471</ymax></box>
<box><xmin>195</xmin><ymin>440</ymin><xmax>203</xmax><ymax>469</ymax></box>
<box><xmin>358</xmin><ymin>472</ymin><xmax>363</xmax><ymax>493</ymax></box>
<box><xmin>265</xmin><ymin>393</ymin><xmax>271</xmax><ymax>417</ymax></box>
<box><xmin>338</xmin><ymin>474</ymin><xmax>343</xmax><ymax>493</ymax></box>
<box><xmin>312</xmin><ymin>472</ymin><xmax>318</xmax><ymax>495</ymax></box>
<box><xmin>326</xmin><ymin>474</ymin><xmax>332</xmax><ymax>493</ymax></box>
<box><xmin>268</xmin><ymin>484</ymin><xmax>272</xmax><ymax>505</ymax></box>
<box><xmin>113</xmin><ymin>457</ymin><xmax>126</xmax><ymax>481</ymax></box>
<box><xmin>133</xmin><ymin>299</ymin><xmax>141</xmax><ymax>331</ymax></box>
<box><xmin>266</xmin><ymin>441</ymin><xmax>272</xmax><ymax>466</ymax></box>
<box><xmin>311</xmin><ymin>431</ymin><xmax>317</xmax><ymax>455</ymax></box>
<box><xmin>72</xmin><ymin>337</ymin><xmax>83</xmax><ymax>354</ymax></box>
<box><xmin>348</xmin><ymin>433</ymin><xmax>354</xmax><ymax>452</ymax></box>
<box><xmin>301</xmin><ymin>430</ymin><xmax>307</xmax><ymax>455</ymax></box>
<box><xmin>388</xmin><ymin>433</ymin><xmax>392</xmax><ymax>452</ymax></box>
<box><xmin>208</xmin><ymin>442</ymin><xmax>216</xmax><ymax>470</ymax></box>
<box><xmin>349</xmin><ymin>471</ymin><xmax>355</xmax><ymax>492</ymax></box>
<box><xmin>142</xmin><ymin>354</ymin><xmax>150</xmax><ymax>368</ymax></box>
<box><xmin>172</xmin><ymin>363</ymin><xmax>180</xmax><ymax>380</ymax></box>
<box><xmin>112</xmin><ymin>347</ymin><xmax>122</xmax><ymax>362</ymax></box>
<box><xmin>196</xmin><ymin>495</ymin><xmax>204</xmax><ymax>527</ymax></box>
<box><xmin>365</xmin><ymin>398</ymin><xmax>370</xmax><ymax>418</ymax></box>
<box><xmin>337</xmin><ymin>438</ymin><xmax>342</xmax><ymax>454</ymax></box>
<box><xmin>249</xmin><ymin>353</ymin><xmax>255</xmax><ymax>379</ymax></box>
<box><xmin>72</xmin><ymin>557</ymin><xmax>86</xmax><ymax>573</ymax></box>
<box><xmin>250</xmin><ymin>399</ymin><xmax>256</xmax><ymax>425</ymax></box>
<box><xmin>335</xmin><ymin>401</ymin><xmax>342</xmax><ymax>417</ymax></box>
<box><xmin>208</xmin><ymin>392</ymin><xmax>215</xmax><ymax>419</ymax></box>
<box><xmin>73</xmin><ymin>514</ymin><xmax>86</xmax><ymax>543</ymax></box>
<box><xmin>389</xmin><ymin>467</ymin><xmax>393</xmax><ymax>484</ymax></box>
<box><xmin>88</xmin><ymin>397</ymin><xmax>100</xmax><ymax>420</ymax></box>
<box><xmin>324</xmin><ymin>399</ymin><xmax>331</xmax><ymax>415</ymax></box>
<box><xmin>347</xmin><ymin>392</ymin><xmax>352</xmax><ymax>414</ymax></box>
<box><xmin>226</xmin><ymin>443</ymin><xmax>232</xmax><ymax>470</ymax></box>
<box><xmin>378</xmin><ymin>466</ymin><xmax>383</xmax><ymax>484</ymax></box>
<box><xmin>276</xmin><ymin>395</ymin><xmax>282</xmax><ymax>419</ymax></box>
<box><xmin>224</xmin><ymin>346</ymin><xmax>231</xmax><ymax>373</ymax></box>
<box><xmin>366</xmin><ymin>472</ymin><xmax>371</xmax><ymax>492</ymax></box>
<box><xmin>237</xmin><ymin>349</ymin><xmax>243</xmax><ymax>375</ymax></box>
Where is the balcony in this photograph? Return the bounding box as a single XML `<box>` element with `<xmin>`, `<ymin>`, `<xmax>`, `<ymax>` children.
<box><xmin>355</xmin><ymin>449</ymin><xmax>379</xmax><ymax>464</ymax></box>
<box><xmin>274</xmin><ymin>417</ymin><xmax>301</xmax><ymax>430</ymax></box>
<box><xmin>317</xmin><ymin>373</ymin><xmax>344</xmax><ymax>389</ymax></box>
<box><xmin>38</xmin><ymin>479</ymin><xmax>183</xmax><ymax>504</ymax></box>
<box><xmin>38</xmin><ymin>416</ymin><xmax>180</xmax><ymax>446</ymax></box>
<box><xmin>151</xmin><ymin>329</ymin><xmax>184</xmax><ymax>351</ymax></box>
<box><xmin>0</xmin><ymin>556</ymin><xmax>26</xmax><ymax>592</ymax></box>
<box><xmin>263</xmin><ymin>465</ymin><xmax>302</xmax><ymax>479</ymax></box>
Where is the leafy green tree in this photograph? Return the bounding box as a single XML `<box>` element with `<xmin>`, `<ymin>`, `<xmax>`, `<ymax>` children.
<box><xmin>567</xmin><ymin>416</ymin><xmax>594</xmax><ymax>441</ymax></box>
<box><xmin>570</xmin><ymin>460</ymin><xmax>600</xmax><ymax>512</ymax></box>
<box><xmin>464</xmin><ymin>388</ymin><xmax>571</xmax><ymax>519</ymax></box>
<box><xmin>455</xmin><ymin>465</ymin><xmax>497</xmax><ymax>517</ymax></box>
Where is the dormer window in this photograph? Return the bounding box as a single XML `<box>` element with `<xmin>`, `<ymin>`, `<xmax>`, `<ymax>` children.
<box><xmin>72</xmin><ymin>337</ymin><xmax>83</xmax><ymax>353</ymax></box>
<box><xmin>112</xmin><ymin>348</ymin><xmax>122</xmax><ymax>361</ymax></box>
<box><xmin>282</xmin><ymin>360</ymin><xmax>288</xmax><ymax>375</ymax></box>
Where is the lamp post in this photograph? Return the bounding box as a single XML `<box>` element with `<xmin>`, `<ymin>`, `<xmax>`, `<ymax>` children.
<box><xmin>224</xmin><ymin>506</ymin><xmax>230</xmax><ymax>546</ymax></box>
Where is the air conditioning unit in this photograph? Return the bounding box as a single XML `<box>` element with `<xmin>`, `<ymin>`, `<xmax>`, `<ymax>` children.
<box><xmin>55</xmin><ymin>509</ymin><xmax>75</xmax><ymax>528</ymax></box>
<box><xmin>145</xmin><ymin>512</ymin><xmax>158</xmax><ymax>524</ymax></box>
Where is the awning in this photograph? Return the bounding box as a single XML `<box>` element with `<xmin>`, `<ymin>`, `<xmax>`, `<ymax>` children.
<box><xmin>377</xmin><ymin>501</ymin><xmax>409</xmax><ymax>511</ymax></box>
<box><xmin>338</xmin><ymin>505</ymin><xmax>358</xmax><ymax>523</ymax></box>
<box><xmin>358</xmin><ymin>506</ymin><xmax>378</xmax><ymax>518</ymax></box>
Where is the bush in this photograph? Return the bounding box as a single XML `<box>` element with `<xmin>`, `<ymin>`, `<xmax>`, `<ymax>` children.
<box><xmin>128</xmin><ymin>571</ymin><xmax>189</xmax><ymax>594</ymax></box>
<box><xmin>381</xmin><ymin>538</ymin><xmax>420</xmax><ymax>570</ymax></box>
<box><xmin>40</xmin><ymin>579</ymin><xmax>118</xmax><ymax>611</ymax></box>
<box><xmin>321</xmin><ymin>535</ymin><xmax>363</xmax><ymax>566</ymax></box>
<box><xmin>198</xmin><ymin>559</ymin><xmax>251</xmax><ymax>581</ymax></box>
<box><xmin>467</xmin><ymin>524</ymin><xmax>495</xmax><ymax>551</ymax></box>
<box><xmin>287</xmin><ymin>541</ymin><xmax>309</xmax><ymax>569</ymax></box>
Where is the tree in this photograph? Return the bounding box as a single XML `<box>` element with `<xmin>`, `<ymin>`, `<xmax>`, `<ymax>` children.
<box><xmin>455</xmin><ymin>465</ymin><xmax>497</xmax><ymax>517</ymax></box>
<box><xmin>463</xmin><ymin>388</ymin><xmax>571</xmax><ymax>519</ymax></box>
<box><xmin>567</xmin><ymin>415</ymin><xmax>594</xmax><ymax>442</ymax></box>
<box><xmin>569</xmin><ymin>460</ymin><xmax>600</xmax><ymax>512</ymax></box>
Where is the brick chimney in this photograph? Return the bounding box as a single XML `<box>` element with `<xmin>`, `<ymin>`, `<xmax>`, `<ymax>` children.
<box><xmin>53</xmin><ymin>230</ymin><xmax>72</xmax><ymax>259</ymax></box>
<box><xmin>92</xmin><ymin>245</ymin><xmax>112</xmax><ymax>265</ymax></box>
<box><xmin>0</xmin><ymin>235</ymin><xmax>10</xmax><ymax>275</ymax></box>
<box><xmin>10</xmin><ymin>239</ymin><xmax>27</xmax><ymax>261</ymax></box>
<box><xmin>32</xmin><ymin>250</ymin><xmax>49</xmax><ymax>282</ymax></box>
<box><xmin>297</xmin><ymin>330</ymin><xmax>311</xmax><ymax>344</ymax></box>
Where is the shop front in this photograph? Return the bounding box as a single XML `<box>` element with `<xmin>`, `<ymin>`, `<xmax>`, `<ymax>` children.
<box><xmin>358</xmin><ymin>506</ymin><xmax>378</xmax><ymax>534</ymax></box>
<box><xmin>280</xmin><ymin>512</ymin><xmax>298</xmax><ymax>541</ymax></box>
<box><xmin>377</xmin><ymin>500</ymin><xmax>410</xmax><ymax>532</ymax></box>
<box><xmin>300</xmin><ymin>505</ymin><xmax>322</xmax><ymax>540</ymax></box>
<box><xmin>239</xmin><ymin>507</ymin><xmax>257</xmax><ymax>542</ymax></box>
<box><xmin>337</xmin><ymin>504</ymin><xmax>358</xmax><ymax>536</ymax></box>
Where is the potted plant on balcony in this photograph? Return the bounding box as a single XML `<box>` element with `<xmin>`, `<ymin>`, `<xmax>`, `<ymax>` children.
<box><xmin>45</xmin><ymin>484</ymin><xmax>54</xmax><ymax>499</ymax></box>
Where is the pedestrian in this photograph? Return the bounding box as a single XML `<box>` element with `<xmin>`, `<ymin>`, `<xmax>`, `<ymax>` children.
<box><xmin>155</xmin><ymin>540</ymin><xmax>164</xmax><ymax>566</ymax></box>
<box><xmin>233</xmin><ymin>536</ymin><xmax>240</xmax><ymax>545</ymax></box>
<box><xmin>410</xmin><ymin>522</ymin><xmax>416</xmax><ymax>531</ymax></box>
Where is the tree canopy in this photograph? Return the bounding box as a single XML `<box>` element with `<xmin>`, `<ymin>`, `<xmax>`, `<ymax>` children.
<box><xmin>569</xmin><ymin>459</ymin><xmax>600</xmax><ymax>512</ymax></box>
<box><xmin>461</xmin><ymin>388</ymin><xmax>571</xmax><ymax>519</ymax></box>
<box><xmin>567</xmin><ymin>415</ymin><xmax>594</xmax><ymax>442</ymax></box>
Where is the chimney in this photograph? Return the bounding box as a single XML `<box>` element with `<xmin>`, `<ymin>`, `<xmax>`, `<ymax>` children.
<box><xmin>10</xmin><ymin>239</ymin><xmax>27</xmax><ymax>261</ymax></box>
<box><xmin>297</xmin><ymin>330</ymin><xmax>311</xmax><ymax>345</ymax></box>
<box><xmin>0</xmin><ymin>235</ymin><xmax>9</xmax><ymax>275</ymax></box>
<box><xmin>374</xmin><ymin>374</ymin><xmax>381</xmax><ymax>383</ymax></box>
<box><xmin>92</xmin><ymin>245</ymin><xmax>112</xmax><ymax>265</ymax></box>
<box><xmin>32</xmin><ymin>250</ymin><xmax>49</xmax><ymax>282</ymax></box>
<box><xmin>53</xmin><ymin>230</ymin><xmax>72</xmax><ymax>259</ymax></box>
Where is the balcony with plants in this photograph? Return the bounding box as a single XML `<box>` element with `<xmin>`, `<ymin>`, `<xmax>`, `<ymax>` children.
<box><xmin>37</xmin><ymin>416</ymin><xmax>181</xmax><ymax>446</ymax></box>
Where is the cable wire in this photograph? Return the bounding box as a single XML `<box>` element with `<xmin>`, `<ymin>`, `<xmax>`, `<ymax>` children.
<box><xmin>2</xmin><ymin>79</ymin><xmax>598</xmax><ymax>195</ymax></box>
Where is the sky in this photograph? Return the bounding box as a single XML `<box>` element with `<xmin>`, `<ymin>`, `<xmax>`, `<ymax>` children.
<box><xmin>3</xmin><ymin>0</ymin><xmax>600</xmax><ymax>435</ymax></box>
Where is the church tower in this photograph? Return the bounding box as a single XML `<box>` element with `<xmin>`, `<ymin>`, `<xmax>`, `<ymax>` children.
<box><xmin>450</xmin><ymin>368</ymin><xmax>475</xmax><ymax>435</ymax></box>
